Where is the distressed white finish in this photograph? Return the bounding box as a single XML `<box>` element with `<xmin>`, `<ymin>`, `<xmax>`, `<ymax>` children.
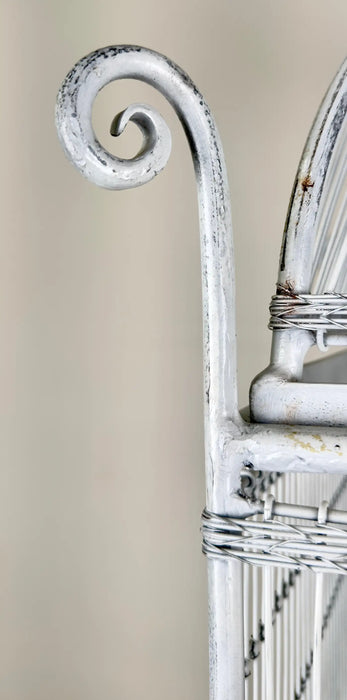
<box><xmin>55</xmin><ymin>45</ymin><xmax>242</xmax><ymax>503</ymax></box>
<box><xmin>251</xmin><ymin>57</ymin><xmax>347</xmax><ymax>426</ymax></box>
<box><xmin>56</xmin><ymin>44</ymin><xmax>245</xmax><ymax>700</ymax></box>
<box><xmin>244</xmin><ymin>56</ymin><xmax>347</xmax><ymax>700</ymax></box>
<box><xmin>56</xmin><ymin>46</ymin><xmax>347</xmax><ymax>699</ymax></box>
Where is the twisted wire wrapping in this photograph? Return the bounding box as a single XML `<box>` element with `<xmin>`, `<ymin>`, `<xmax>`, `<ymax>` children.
<box><xmin>269</xmin><ymin>293</ymin><xmax>347</xmax><ymax>332</ymax></box>
<box><xmin>201</xmin><ymin>508</ymin><xmax>347</xmax><ymax>574</ymax></box>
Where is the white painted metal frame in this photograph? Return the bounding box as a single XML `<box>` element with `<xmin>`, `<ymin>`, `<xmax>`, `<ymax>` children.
<box><xmin>56</xmin><ymin>47</ymin><xmax>347</xmax><ymax>700</ymax></box>
<box><xmin>251</xmin><ymin>58</ymin><xmax>347</xmax><ymax>427</ymax></box>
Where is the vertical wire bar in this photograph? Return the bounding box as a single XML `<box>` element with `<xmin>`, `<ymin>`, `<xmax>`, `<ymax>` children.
<box><xmin>342</xmin><ymin>577</ymin><xmax>347</xmax><ymax>696</ymax></box>
<box><xmin>333</xmin><ymin>577</ymin><xmax>336</xmax><ymax>698</ymax></box>
<box><xmin>283</xmin><ymin>576</ymin><xmax>289</xmax><ymax>700</ymax></box>
<box><xmin>310</xmin><ymin>570</ymin><xmax>315</xmax><ymax>700</ymax></box>
<box><xmin>261</xmin><ymin>568</ymin><xmax>266</xmax><ymax>700</ymax></box>
<box><xmin>289</xmin><ymin>474</ymin><xmax>295</xmax><ymax>700</ymax></box>
<box><xmin>252</xmin><ymin>565</ymin><xmax>260</xmax><ymax>699</ymax></box>
<box><xmin>244</xmin><ymin>563</ymin><xmax>250</xmax><ymax>700</ymax></box>
<box><xmin>307</xmin><ymin>475</ymin><xmax>316</xmax><ymax>700</ymax></box>
<box><xmin>325</xmin><ymin>578</ymin><xmax>332</xmax><ymax>697</ymax></box>
<box><xmin>330</xmin><ymin>576</ymin><xmax>334</xmax><ymax>699</ymax></box>
<box><xmin>330</xmin><ymin>576</ymin><xmax>336</xmax><ymax>697</ymax></box>
<box><xmin>276</xmin><ymin>476</ymin><xmax>283</xmax><ymax>700</ymax></box>
<box><xmin>321</xmin><ymin>476</ymin><xmax>327</xmax><ymax>699</ymax></box>
<box><xmin>342</xmin><ymin>485</ymin><xmax>347</xmax><ymax>695</ymax></box>
<box><xmin>339</xmin><ymin>579</ymin><xmax>342</xmax><ymax>696</ymax></box>
<box><xmin>264</xmin><ymin>566</ymin><xmax>274</xmax><ymax>700</ymax></box>
<box><xmin>283</xmin><ymin>476</ymin><xmax>289</xmax><ymax>700</ymax></box>
<box><xmin>340</xmin><ymin>579</ymin><xmax>343</xmax><ymax>697</ymax></box>
<box><xmin>295</xmin><ymin>477</ymin><xmax>301</xmax><ymax>699</ymax></box>
<box><xmin>330</xmin><ymin>575</ymin><xmax>333</xmax><ymax>699</ymax></box>
<box><xmin>312</xmin><ymin>573</ymin><xmax>324</xmax><ymax>700</ymax></box>
<box><xmin>302</xmin><ymin>477</ymin><xmax>308</xmax><ymax>700</ymax></box>
<box><xmin>299</xmin><ymin>569</ymin><xmax>303</xmax><ymax>699</ymax></box>
<box><xmin>261</xmin><ymin>582</ymin><xmax>264</xmax><ymax>700</ymax></box>
<box><xmin>306</xmin><ymin>476</ymin><xmax>312</xmax><ymax>700</ymax></box>
<box><xmin>335</xmin><ymin>577</ymin><xmax>338</xmax><ymax>698</ymax></box>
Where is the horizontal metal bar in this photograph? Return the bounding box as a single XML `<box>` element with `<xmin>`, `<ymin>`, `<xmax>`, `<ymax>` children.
<box><xmin>225</xmin><ymin>422</ymin><xmax>347</xmax><ymax>482</ymax></box>
<box><xmin>256</xmin><ymin>499</ymin><xmax>347</xmax><ymax>525</ymax></box>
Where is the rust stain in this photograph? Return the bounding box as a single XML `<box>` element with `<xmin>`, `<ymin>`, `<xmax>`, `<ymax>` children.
<box><xmin>286</xmin><ymin>431</ymin><xmax>318</xmax><ymax>452</ymax></box>
<box><xmin>301</xmin><ymin>174</ymin><xmax>314</xmax><ymax>193</ymax></box>
<box><xmin>276</xmin><ymin>280</ymin><xmax>297</xmax><ymax>297</ymax></box>
<box><xmin>312</xmin><ymin>434</ymin><xmax>327</xmax><ymax>452</ymax></box>
<box><xmin>286</xmin><ymin>431</ymin><xmax>342</xmax><ymax>456</ymax></box>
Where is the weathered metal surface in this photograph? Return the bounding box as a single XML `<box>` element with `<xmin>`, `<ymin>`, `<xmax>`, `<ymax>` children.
<box><xmin>56</xmin><ymin>44</ymin><xmax>245</xmax><ymax>700</ymax></box>
<box><xmin>278</xmin><ymin>57</ymin><xmax>347</xmax><ymax>293</ymax></box>
<box><xmin>56</xmin><ymin>46</ymin><xmax>347</xmax><ymax>700</ymax></box>
<box><xmin>251</xmin><ymin>57</ymin><xmax>347</xmax><ymax>426</ymax></box>
<box><xmin>56</xmin><ymin>45</ymin><xmax>242</xmax><ymax>506</ymax></box>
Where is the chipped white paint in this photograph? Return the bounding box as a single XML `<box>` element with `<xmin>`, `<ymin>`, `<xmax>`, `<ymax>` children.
<box><xmin>251</xmin><ymin>57</ymin><xmax>347</xmax><ymax>426</ymax></box>
<box><xmin>56</xmin><ymin>44</ymin><xmax>244</xmax><ymax>700</ymax></box>
<box><xmin>55</xmin><ymin>45</ymin><xmax>242</xmax><ymax>507</ymax></box>
<box><xmin>56</xmin><ymin>46</ymin><xmax>347</xmax><ymax>699</ymax></box>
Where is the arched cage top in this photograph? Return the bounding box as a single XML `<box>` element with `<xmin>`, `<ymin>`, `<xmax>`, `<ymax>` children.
<box><xmin>278</xmin><ymin>58</ymin><xmax>347</xmax><ymax>296</ymax></box>
<box><xmin>311</xmin><ymin>113</ymin><xmax>347</xmax><ymax>294</ymax></box>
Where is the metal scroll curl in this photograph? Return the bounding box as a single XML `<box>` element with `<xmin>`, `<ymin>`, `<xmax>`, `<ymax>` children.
<box><xmin>55</xmin><ymin>45</ymin><xmax>242</xmax><ymax>506</ymax></box>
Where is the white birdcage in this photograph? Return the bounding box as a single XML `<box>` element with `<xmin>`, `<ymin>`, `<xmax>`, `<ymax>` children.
<box><xmin>56</xmin><ymin>47</ymin><xmax>347</xmax><ymax>699</ymax></box>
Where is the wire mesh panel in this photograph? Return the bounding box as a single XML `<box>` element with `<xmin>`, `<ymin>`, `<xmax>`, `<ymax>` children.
<box><xmin>241</xmin><ymin>60</ymin><xmax>347</xmax><ymax>698</ymax></box>
<box><xmin>242</xmin><ymin>473</ymin><xmax>347</xmax><ymax>699</ymax></box>
<box><xmin>202</xmin><ymin>472</ymin><xmax>347</xmax><ymax>698</ymax></box>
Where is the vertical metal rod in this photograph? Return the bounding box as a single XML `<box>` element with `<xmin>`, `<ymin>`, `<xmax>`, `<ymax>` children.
<box><xmin>289</xmin><ymin>474</ymin><xmax>295</xmax><ymax>700</ymax></box>
<box><xmin>261</xmin><ymin>570</ymin><xmax>266</xmax><ymax>700</ymax></box>
<box><xmin>252</xmin><ymin>565</ymin><xmax>259</xmax><ymax>699</ymax></box>
<box><xmin>208</xmin><ymin>559</ymin><xmax>244</xmax><ymax>700</ymax></box>
<box><xmin>244</xmin><ymin>564</ymin><xmax>249</xmax><ymax>700</ymax></box>
<box><xmin>312</xmin><ymin>573</ymin><xmax>323</xmax><ymax>700</ymax></box>
<box><xmin>55</xmin><ymin>46</ymin><xmax>246</xmax><ymax>700</ymax></box>
<box><xmin>283</xmin><ymin>572</ymin><xmax>289</xmax><ymax>700</ymax></box>
<box><xmin>277</xmin><ymin>476</ymin><xmax>283</xmax><ymax>700</ymax></box>
<box><xmin>264</xmin><ymin>567</ymin><xmax>274</xmax><ymax>700</ymax></box>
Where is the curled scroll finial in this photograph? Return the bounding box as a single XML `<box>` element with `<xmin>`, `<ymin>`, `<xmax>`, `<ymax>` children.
<box><xmin>56</xmin><ymin>45</ymin><xmax>242</xmax><ymax>504</ymax></box>
<box><xmin>56</xmin><ymin>50</ymin><xmax>171</xmax><ymax>189</ymax></box>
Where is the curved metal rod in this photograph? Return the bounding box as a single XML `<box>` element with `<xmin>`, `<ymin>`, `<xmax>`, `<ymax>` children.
<box><xmin>278</xmin><ymin>56</ymin><xmax>347</xmax><ymax>294</ymax></box>
<box><xmin>55</xmin><ymin>45</ymin><xmax>242</xmax><ymax>511</ymax></box>
<box><xmin>251</xmin><ymin>58</ymin><xmax>347</xmax><ymax>426</ymax></box>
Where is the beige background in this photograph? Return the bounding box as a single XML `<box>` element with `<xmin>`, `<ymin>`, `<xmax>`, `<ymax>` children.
<box><xmin>1</xmin><ymin>1</ymin><xmax>346</xmax><ymax>698</ymax></box>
